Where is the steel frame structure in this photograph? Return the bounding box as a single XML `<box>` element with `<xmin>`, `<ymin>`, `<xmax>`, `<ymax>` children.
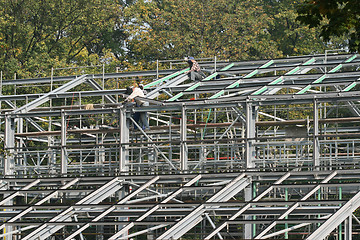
<box><xmin>1</xmin><ymin>170</ymin><xmax>360</xmax><ymax>240</ymax></box>
<box><xmin>1</xmin><ymin>52</ymin><xmax>360</xmax><ymax>239</ymax></box>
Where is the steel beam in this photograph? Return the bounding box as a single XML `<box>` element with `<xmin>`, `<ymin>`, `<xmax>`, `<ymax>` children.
<box><xmin>22</xmin><ymin>177</ymin><xmax>122</xmax><ymax>240</ymax></box>
<box><xmin>168</xmin><ymin>63</ymin><xmax>235</xmax><ymax>102</ymax></box>
<box><xmin>129</xmin><ymin>116</ymin><xmax>178</xmax><ymax>170</ymax></box>
<box><xmin>157</xmin><ymin>173</ymin><xmax>250</xmax><ymax>239</ymax></box>
<box><xmin>119</xmin><ymin>108</ymin><xmax>129</xmax><ymax>172</ymax></box>
<box><xmin>0</xmin><ymin>179</ymin><xmax>40</xmax><ymax>206</ymax></box>
<box><xmin>245</xmin><ymin>102</ymin><xmax>256</xmax><ymax>169</ymax></box>
<box><xmin>296</xmin><ymin>54</ymin><xmax>357</xmax><ymax>95</ymax></box>
<box><xmin>86</xmin><ymin>78</ymin><xmax>117</xmax><ymax>103</ymax></box>
<box><xmin>13</xmin><ymin>75</ymin><xmax>87</xmax><ymax>114</ymax></box>
<box><xmin>254</xmin><ymin>57</ymin><xmax>316</xmax><ymax>96</ymax></box>
<box><xmin>345</xmin><ymin>215</ymin><xmax>352</xmax><ymax>240</ymax></box>
<box><xmin>209</xmin><ymin>60</ymin><xmax>274</xmax><ymax>99</ymax></box>
<box><xmin>180</xmin><ymin>106</ymin><xmax>188</xmax><ymax>170</ymax></box>
<box><xmin>255</xmin><ymin>171</ymin><xmax>337</xmax><ymax>239</ymax></box>
<box><xmin>4</xmin><ymin>114</ymin><xmax>15</xmax><ymax>176</ymax></box>
<box><xmin>4</xmin><ymin>99</ymin><xmax>45</xmax><ymax>132</ymax></box>
<box><xmin>64</xmin><ymin>176</ymin><xmax>159</xmax><ymax>240</ymax></box>
<box><xmin>205</xmin><ymin>172</ymin><xmax>291</xmax><ymax>240</ymax></box>
<box><xmin>0</xmin><ymin>178</ymin><xmax>79</xmax><ymax>232</ymax></box>
<box><xmin>306</xmin><ymin>190</ymin><xmax>360</xmax><ymax>240</ymax></box>
<box><xmin>61</xmin><ymin>110</ymin><xmax>67</xmax><ymax>174</ymax></box>
<box><xmin>109</xmin><ymin>175</ymin><xmax>202</xmax><ymax>240</ymax></box>
<box><xmin>262</xmin><ymin>216</ymin><xmax>330</xmax><ymax>239</ymax></box>
<box><xmin>313</xmin><ymin>100</ymin><xmax>320</xmax><ymax>167</ymax></box>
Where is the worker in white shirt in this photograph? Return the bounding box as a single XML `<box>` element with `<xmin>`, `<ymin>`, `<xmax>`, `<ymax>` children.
<box><xmin>125</xmin><ymin>84</ymin><xmax>150</xmax><ymax>130</ymax></box>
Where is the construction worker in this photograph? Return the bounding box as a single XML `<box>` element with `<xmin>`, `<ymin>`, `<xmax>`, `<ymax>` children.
<box><xmin>139</xmin><ymin>83</ymin><xmax>147</xmax><ymax>95</ymax></box>
<box><xmin>125</xmin><ymin>84</ymin><xmax>150</xmax><ymax>130</ymax></box>
<box><xmin>185</xmin><ymin>57</ymin><xmax>206</xmax><ymax>81</ymax></box>
<box><xmin>124</xmin><ymin>86</ymin><xmax>133</xmax><ymax>95</ymax></box>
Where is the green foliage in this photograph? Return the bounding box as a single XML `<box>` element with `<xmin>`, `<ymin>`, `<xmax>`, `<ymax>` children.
<box><xmin>0</xmin><ymin>0</ymin><xmax>129</xmax><ymax>79</ymax></box>
<box><xmin>0</xmin><ymin>0</ymin><xmax>349</xmax><ymax>80</ymax></box>
<box><xmin>263</xmin><ymin>0</ymin><xmax>327</xmax><ymax>55</ymax></box>
<box><xmin>297</xmin><ymin>0</ymin><xmax>360</xmax><ymax>53</ymax></box>
<box><xmin>125</xmin><ymin>0</ymin><xmax>284</xmax><ymax>62</ymax></box>
<box><xmin>124</xmin><ymin>0</ymin><xmax>337</xmax><ymax>63</ymax></box>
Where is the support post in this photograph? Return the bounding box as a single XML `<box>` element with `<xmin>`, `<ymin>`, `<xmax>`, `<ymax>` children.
<box><xmin>253</xmin><ymin>182</ymin><xmax>257</xmax><ymax>238</ymax></box>
<box><xmin>119</xmin><ymin>108</ymin><xmax>129</xmax><ymax>173</ymax></box>
<box><xmin>345</xmin><ymin>216</ymin><xmax>352</xmax><ymax>240</ymax></box>
<box><xmin>245</xmin><ymin>102</ymin><xmax>256</xmax><ymax>169</ymax></box>
<box><xmin>244</xmin><ymin>184</ymin><xmax>253</xmax><ymax>239</ymax></box>
<box><xmin>156</xmin><ymin>60</ymin><xmax>159</xmax><ymax>79</ymax></box>
<box><xmin>4</xmin><ymin>114</ymin><xmax>15</xmax><ymax>239</ymax></box>
<box><xmin>61</xmin><ymin>110</ymin><xmax>67</xmax><ymax>174</ymax></box>
<box><xmin>214</xmin><ymin>55</ymin><xmax>217</xmax><ymax>73</ymax></box>
<box><xmin>180</xmin><ymin>106</ymin><xmax>188</xmax><ymax>171</ymax></box>
<box><xmin>285</xmin><ymin>187</ymin><xmax>289</xmax><ymax>239</ymax></box>
<box><xmin>340</xmin><ymin>185</ymin><xmax>343</xmax><ymax>240</ymax></box>
<box><xmin>99</xmin><ymin>137</ymin><xmax>105</xmax><ymax>172</ymax></box>
<box><xmin>313</xmin><ymin>100</ymin><xmax>320</xmax><ymax>167</ymax></box>
<box><xmin>17</xmin><ymin>116</ymin><xmax>24</xmax><ymax>152</ymax></box>
<box><xmin>4</xmin><ymin>114</ymin><xmax>15</xmax><ymax>176</ymax></box>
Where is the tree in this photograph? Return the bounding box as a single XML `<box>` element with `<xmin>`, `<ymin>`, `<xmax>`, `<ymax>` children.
<box><xmin>297</xmin><ymin>0</ymin><xmax>360</xmax><ymax>53</ymax></box>
<box><xmin>0</xmin><ymin>0</ymin><xmax>130</xmax><ymax>79</ymax></box>
<box><xmin>124</xmin><ymin>0</ymin><xmax>282</xmax><ymax>63</ymax></box>
<box><xmin>263</xmin><ymin>0</ymin><xmax>327</xmax><ymax>56</ymax></box>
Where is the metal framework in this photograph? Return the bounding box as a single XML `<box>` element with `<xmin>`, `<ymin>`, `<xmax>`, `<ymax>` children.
<box><xmin>1</xmin><ymin>52</ymin><xmax>360</xmax><ymax>239</ymax></box>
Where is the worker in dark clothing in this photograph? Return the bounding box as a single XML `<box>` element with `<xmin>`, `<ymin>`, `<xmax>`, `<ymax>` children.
<box><xmin>125</xmin><ymin>84</ymin><xmax>150</xmax><ymax>130</ymax></box>
<box><xmin>138</xmin><ymin>83</ymin><xmax>147</xmax><ymax>95</ymax></box>
<box><xmin>185</xmin><ymin>57</ymin><xmax>206</xmax><ymax>81</ymax></box>
<box><xmin>132</xmin><ymin>83</ymin><xmax>149</xmax><ymax>130</ymax></box>
<box><xmin>124</xmin><ymin>86</ymin><xmax>133</xmax><ymax>95</ymax></box>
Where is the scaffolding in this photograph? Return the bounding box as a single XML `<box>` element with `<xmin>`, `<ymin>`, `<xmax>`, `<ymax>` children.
<box><xmin>1</xmin><ymin>52</ymin><xmax>360</xmax><ymax>239</ymax></box>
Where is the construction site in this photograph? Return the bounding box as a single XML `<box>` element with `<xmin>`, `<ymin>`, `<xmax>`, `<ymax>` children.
<box><xmin>1</xmin><ymin>52</ymin><xmax>360</xmax><ymax>239</ymax></box>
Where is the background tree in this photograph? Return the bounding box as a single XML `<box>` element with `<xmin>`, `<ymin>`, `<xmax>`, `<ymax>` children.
<box><xmin>0</xmin><ymin>0</ymin><xmax>350</xmax><ymax>81</ymax></box>
<box><xmin>263</xmin><ymin>0</ymin><xmax>327</xmax><ymax>56</ymax></box>
<box><xmin>0</xmin><ymin>0</ymin><xmax>130</xmax><ymax>79</ymax></box>
<box><xmin>124</xmin><ymin>0</ymin><xmax>283</xmax><ymax>64</ymax></box>
<box><xmin>297</xmin><ymin>0</ymin><xmax>360</xmax><ymax>53</ymax></box>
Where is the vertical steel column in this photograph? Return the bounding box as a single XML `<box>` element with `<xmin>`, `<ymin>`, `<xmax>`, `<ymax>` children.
<box><xmin>180</xmin><ymin>106</ymin><xmax>188</xmax><ymax>171</ymax></box>
<box><xmin>285</xmin><ymin>187</ymin><xmax>289</xmax><ymax>239</ymax></box>
<box><xmin>99</xmin><ymin>139</ymin><xmax>105</xmax><ymax>169</ymax></box>
<box><xmin>344</xmin><ymin>216</ymin><xmax>352</xmax><ymax>240</ymax></box>
<box><xmin>313</xmin><ymin>100</ymin><xmax>320</xmax><ymax>167</ymax></box>
<box><xmin>4</xmin><ymin>114</ymin><xmax>15</xmax><ymax>176</ymax></box>
<box><xmin>17</xmin><ymin>117</ymin><xmax>23</xmax><ymax>179</ymax></box>
<box><xmin>214</xmin><ymin>56</ymin><xmax>217</xmax><ymax>72</ymax></box>
<box><xmin>17</xmin><ymin>116</ymin><xmax>23</xmax><ymax>149</ymax></box>
<box><xmin>48</xmin><ymin>136</ymin><xmax>56</xmax><ymax>174</ymax></box>
<box><xmin>61</xmin><ymin>110</ymin><xmax>67</xmax><ymax>174</ymax></box>
<box><xmin>244</xmin><ymin>182</ymin><xmax>254</xmax><ymax>239</ymax></box>
<box><xmin>245</xmin><ymin>102</ymin><xmax>256</xmax><ymax>169</ymax></box>
<box><xmin>169</xmin><ymin>116</ymin><xmax>173</xmax><ymax>162</ymax></box>
<box><xmin>119</xmin><ymin>108</ymin><xmax>129</xmax><ymax>173</ymax></box>
<box><xmin>156</xmin><ymin>60</ymin><xmax>159</xmax><ymax>79</ymax></box>
<box><xmin>340</xmin><ymin>185</ymin><xmax>343</xmax><ymax>240</ymax></box>
<box><xmin>48</xmin><ymin>114</ymin><xmax>56</xmax><ymax>173</ymax></box>
<box><xmin>253</xmin><ymin>183</ymin><xmax>257</xmax><ymax>237</ymax></box>
<box><xmin>4</xmin><ymin>114</ymin><xmax>15</xmax><ymax>240</ymax></box>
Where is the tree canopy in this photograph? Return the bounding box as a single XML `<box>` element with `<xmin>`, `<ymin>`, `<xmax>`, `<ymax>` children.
<box><xmin>125</xmin><ymin>0</ymin><xmax>284</xmax><ymax>62</ymax></box>
<box><xmin>0</xmin><ymin>0</ymin><xmax>129</xmax><ymax>78</ymax></box>
<box><xmin>125</xmin><ymin>0</ymin><xmax>331</xmax><ymax>64</ymax></box>
<box><xmin>297</xmin><ymin>0</ymin><xmax>360</xmax><ymax>52</ymax></box>
<box><xmin>0</xmin><ymin>0</ymin><xmax>350</xmax><ymax>79</ymax></box>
